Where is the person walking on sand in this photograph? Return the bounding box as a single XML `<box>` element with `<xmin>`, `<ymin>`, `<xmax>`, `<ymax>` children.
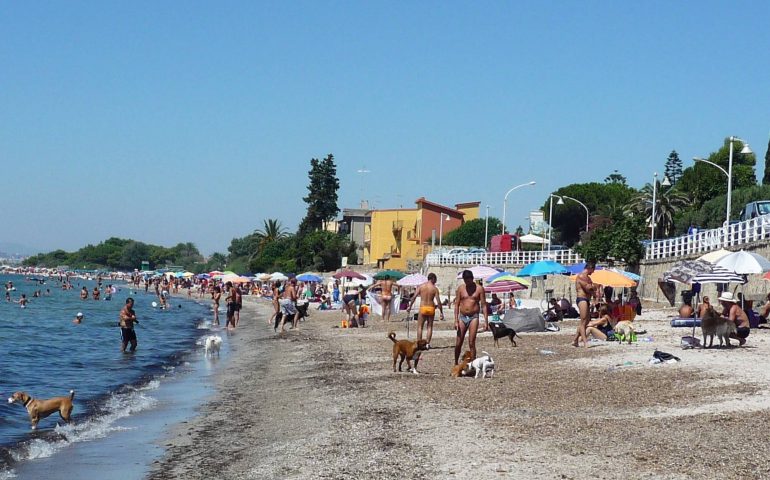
<box><xmin>233</xmin><ymin>283</ymin><xmax>243</xmax><ymax>327</ymax></box>
<box><xmin>373</xmin><ymin>277</ymin><xmax>398</xmax><ymax>322</ymax></box>
<box><xmin>572</xmin><ymin>261</ymin><xmax>601</xmax><ymax>348</ymax></box>
<box><xmin>119</xmin><ymin>297</ymin><xmax>139</xmax><ymax>353</ymax></box>
<box><xmin>454</xmin><ymin>270</ymin><xmax>489</xmax><ymax>364</ymax></box>
<box><xmin>407</xmin><ymin>273</ymin><xmax>444</xmax><ymax>349</ymax></box>
<box><xmin>211</xmin><ymin>285</ymin><xmax>222</xmax><ymax>325</ymax></box>
<box><xmin>269</xmin><ymin>281</ymin><xmax>281</xmax><ymax>326</ymax></box>
<box><xmin>279</xmin><ymin>278</ymin><xmax>300</xmax><ymax>332</ymax></box>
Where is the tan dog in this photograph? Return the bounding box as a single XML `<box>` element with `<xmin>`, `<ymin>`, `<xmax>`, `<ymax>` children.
<box><xmin>614</xmin><ymin>320</ymin><xmax>636</xmax><ymax>344</ymax></box>
<box><xmin>8</xmin><ymin>390</ymin><xmax>75</xmax><ymax>430</ymax></box>
<box><xmin>388</xmin><ymin>331</ymin><xmax>428</xmax><ymax>373</ymax></box>
<box><xmin>451</xmin><ymin>350</ymin><xmax>474</xmax><ymax>377</ymax></box>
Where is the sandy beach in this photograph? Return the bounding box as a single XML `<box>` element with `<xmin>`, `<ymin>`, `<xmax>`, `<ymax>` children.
<box><xmin>149</xmin><ymin>299</ymin><xmax>770</xmax><ymax>479</ymax></box>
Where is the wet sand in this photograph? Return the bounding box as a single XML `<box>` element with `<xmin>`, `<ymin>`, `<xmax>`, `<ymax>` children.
<box><xmin>149</xmin><ymin>300</ymin><xmax>770</xmax><ymax>479</ymax></box>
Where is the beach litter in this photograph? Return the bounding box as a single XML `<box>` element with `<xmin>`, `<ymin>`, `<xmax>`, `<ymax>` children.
<box><xmin>539</xmin><ymin>349</ymin><xmax>556</xmax><ymax>355</ymax></box>
<box><xmin>649</xmin><ymin>349</ymin><xmax>680</xmax><ymax>365</ymax></box>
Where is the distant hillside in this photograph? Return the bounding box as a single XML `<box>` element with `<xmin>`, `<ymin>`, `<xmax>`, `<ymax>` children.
<box><xmin>0</xmin><ymin>242</ymin><xmax>36</xmax><ymax>256</ymax></box>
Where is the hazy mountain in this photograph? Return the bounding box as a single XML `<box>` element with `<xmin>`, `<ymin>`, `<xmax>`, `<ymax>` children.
<box><xmin>0</xmin><ymin>241</ymin><xmax>37</xmax><ymax>256</ymax></box>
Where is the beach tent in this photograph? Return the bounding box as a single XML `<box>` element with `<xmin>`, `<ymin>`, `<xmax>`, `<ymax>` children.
<box><xmin>500</xmin><ymin>308</ymin><xmax>547</xmax><ymax>332</ymax></box>
<box><xmin>519</xmin><ymin>234</ymin><xmax>547</xmax><ymax>244</ymax></box>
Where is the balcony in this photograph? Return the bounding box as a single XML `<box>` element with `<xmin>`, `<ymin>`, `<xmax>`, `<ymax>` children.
<box><xmin>390</xmin><ymin>245</ymin><xmax>401</xmax><ymax>257</ymax></box>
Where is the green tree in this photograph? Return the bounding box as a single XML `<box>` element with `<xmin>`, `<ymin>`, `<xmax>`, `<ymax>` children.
<box><xmin>762</xmin><ymin>141</ymin><xmax>770</xmax><ymax>185</ymax></box>
<box><xmin>625</xmin><ymin>180</ymin><xmax>689</xmax><ymax>238</ymax></box>
<box><xmin>576</xmin><ymin>215</ymin><xmax>646</xmax><ymax>266</ymax></box>
<box><xmin>542</xmin><ymin>183</ymin><xmax>636</xmax><ymax>247</ymax></box>
<box><xmin>299</xmin><ymin>154</ymin><xmax>340</xmax><ymax>234</ymax></box>
<box><xmin>256</xmin><ymin>219</ymin><xmax>288</xmax><ymax>245</ymax></box>
<box><xmin>604</xmin><ymin>170</ymin><xmax>627</xmax><ymax>185</ymax></box>
<box><xmin>442</xmin><ymin>218</ymin><xmax>503</xmax><ymax>247</ymax></box>
<box><xmin>664</xmin><ymin>150</ymin><xmax>683</xmax><ymax>185</ymax></box>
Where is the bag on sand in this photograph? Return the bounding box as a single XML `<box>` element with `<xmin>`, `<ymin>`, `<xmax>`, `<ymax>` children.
<box><xmin>652</xmin><ymin>350</ymin><xmax>680</xmax><ymax>362</ymax></box>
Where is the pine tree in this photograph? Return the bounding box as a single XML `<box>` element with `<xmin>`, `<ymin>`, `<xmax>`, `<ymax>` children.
<box><xmin>300</xmin><ymin>154</ymin><xmax>340</xmax><ymax>234</ymax></box>
<box><xmin>664</xmin><ymin>150</ymin><xmax>683</xmax><ymax>185</ymax></box>
<box><xmin>762</xmin><ymin>138</ymin><xmax>770</xmax><ymax>185</ymax></box>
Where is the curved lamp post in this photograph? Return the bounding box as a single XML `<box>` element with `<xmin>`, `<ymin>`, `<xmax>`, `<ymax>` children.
<box><xmin>694</xmin><ymin>136</ymin><xmax>752</xmax><ymax>227</ymax></box>
<box><xmin>547</xmin><ymin>194</ymin><xmax>564</xmax><ymax>252</ymax></box>
<box><xmin>560</xmin><ymin>195</ymin><xmax>590</xmax><ymax>233</ymax></box>
<box><xmin>650</xmin><ymin>172</ymin><xmax>672</xmax><ymax>244</ymax></box>
<box><xmin>501</xmin><ymin>181</ymin><xmax>536</xmax><ymax>235</ymax></box>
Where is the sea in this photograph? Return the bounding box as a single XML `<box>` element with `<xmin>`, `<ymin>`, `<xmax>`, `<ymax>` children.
<box><xmin>0</xmin><ymin>274</ymin><xmax>223</xmax><ymax>479</ymax></box>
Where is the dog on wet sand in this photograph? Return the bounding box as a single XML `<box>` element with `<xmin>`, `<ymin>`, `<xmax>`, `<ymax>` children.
<box><xmin>203</xmin><ymin>334</ymin><xmax>222</xmax><ymax>356</ymax></box>
<box><xmin>388</xmin><ymin>331</ymin><xmax>428</xmax><ymax>373</ymax></box>
<box><xmin>489</xmin><ymin>322</ymin><xmax>519</xmax><ymax>348</ymax></box>
<box><xmin>701</xmin><ymin>306</ymin><xmax>736</xmax><ymax>348</ymax></box>
<box><xmin>470</xmin><ymin>351</ymin><xmax>495</xmax><ymax>378</ymax></box>
<box><xmin>451</xmin><ymin>351</ymin><xmax>474</xmax><ymax>377</ymax></box>
<box><xmin>8</xmin><ymin>390</ymin><xmax>75</xmax><ymax>430</ymax></box>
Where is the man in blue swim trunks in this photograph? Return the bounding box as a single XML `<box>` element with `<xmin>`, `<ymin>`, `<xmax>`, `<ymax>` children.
<box><xmin>572</xmin><ymin>261</ymin><xmax>601</xmax><ymax>348</ymax></box>
<box><xmin>454</xmin><ymin>270</ymin><xmax>488</xmax><ymax>365</ymax></box>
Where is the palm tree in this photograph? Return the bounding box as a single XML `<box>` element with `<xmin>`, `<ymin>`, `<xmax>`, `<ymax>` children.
<box><xmin>255</xmin><ymin>219</ymin><xmax>287</xmax><ymax>245</ymax></box>
<box><xmin>625</xmin><ymin>182</ymin><xmax>689</xmax><ymax>237</ymax></box>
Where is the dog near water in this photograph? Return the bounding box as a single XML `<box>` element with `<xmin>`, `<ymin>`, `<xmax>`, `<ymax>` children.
<box><xmin>451</xmin><ymin>351</ymin><xmax>474</xmax><ymax>377</ymax></box>
<box><xmin>701</xmin><ymin>306</ymin><xmax>737</xmax><ymax>348</ymax></box>
<box><xmin>204</xmin><ymin>335</ymin><xmax>223</xmax><ymax>356</ymax></box>
<box><xmin>388</xmin><ymin>331</ymin><xmax>428</xmax><ymax>374</ymax></box>
<box><xmin>8</xmin><ymin>390</ymin><xmax>75</xmax><ymax>430</ymax></box>
<box><xmin>488</xmin><ymin>322</ymin><xmax>519</xmax><ymax>348</ymax></box>
<box><xmin>470</xmin><ymin>351</ymin><xmax>496</xmax><ymax>378</ymax></box>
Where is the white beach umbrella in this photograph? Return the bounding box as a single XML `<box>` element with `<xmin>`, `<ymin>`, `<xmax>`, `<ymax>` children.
<box><xmin>397</xmin><ymin>273</ymin><xmax>429</xmax><ymax>287</ymax></box>
<box><xmin>697</xmin><ymin>248</ymin><xmax>733</xmax><ymax>264</ymax></box>
<box><xmin>716</xmin><ymin>250</ymin><xmax>770</xmax><ymax>274</ymax></box>
<box><xmin>270</xmin><ymin>272</ymin><xmax>288</xmax><ymax>281</ymax></box>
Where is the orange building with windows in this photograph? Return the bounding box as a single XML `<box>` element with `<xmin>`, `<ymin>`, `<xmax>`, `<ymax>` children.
<box><xmin>364</xmin><ymin>198</ymin><xmax>480</xmax><ymax>270</ymax></box>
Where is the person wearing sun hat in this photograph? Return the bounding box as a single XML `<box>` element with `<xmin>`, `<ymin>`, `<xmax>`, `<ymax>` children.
<box><xmin>718</xmin><ymin>291</ymin><xmax>750</xmax><ymax>346</ymax></box>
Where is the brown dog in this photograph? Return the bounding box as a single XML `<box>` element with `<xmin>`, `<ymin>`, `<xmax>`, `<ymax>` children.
<box><xmin>8</xmin><ymin>390</ymin><xmax>75</xmax><ymax>430</ymax></box>
<box><xmin>451</xmin><ymin>350</ymin><xmax>474</xmax><ymax>377</ymax></box>
<box><xmin>388</xmin><ymin>331</ymin><xmax>428</xmax><ymax>373</ymax></box>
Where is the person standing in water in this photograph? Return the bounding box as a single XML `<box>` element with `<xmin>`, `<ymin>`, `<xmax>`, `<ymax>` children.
<box><xmin>119</xmin><ymin>297</ymin><xmax>139</xmax><ymax>353</ymax></box>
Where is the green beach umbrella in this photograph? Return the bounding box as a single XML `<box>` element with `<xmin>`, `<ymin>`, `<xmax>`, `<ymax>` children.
<box><xmin>373</xmin><ymin>270</ymin><xmax>405</xmax><ymax>280</ymax></box>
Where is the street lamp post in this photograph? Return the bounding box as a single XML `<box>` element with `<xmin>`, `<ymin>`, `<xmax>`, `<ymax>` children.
<box><xmin>438</xmin><ymin>213</ymin><xmax>450</xmax><ymax>250</ymax></box>
<box><xmin>694</xmin><ymin>136</ymin><xmax>752</xmax><ymax>228</ymax></box>
<box><xmin>501</xmin><ymin>181</ymin><xmax>536</xmax><ymax>235</ymax></box>
<box><xmin>650</xmin><ymin>172</ymin><xmax>672</xmax><ymax>244</ymax></box>
<box><xmin>560</xmin><ymin>195</ymin><xmax>590</xmax><ymax>233</ymax></box>
<box><xmin>547</xmin><ymin>194</ymin><xmax>564</xmax><ymax>252</ymax></box>
<box><xmin>484</xmin><ymin>205</ymin><xmax>490</xmax><ymax>248</ymax></box>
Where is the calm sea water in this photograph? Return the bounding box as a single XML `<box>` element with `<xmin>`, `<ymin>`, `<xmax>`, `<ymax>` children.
<box><xmin>0</xmin><ymin>274</ymin><xmax>211</xmax><ymax>478</ymax></box>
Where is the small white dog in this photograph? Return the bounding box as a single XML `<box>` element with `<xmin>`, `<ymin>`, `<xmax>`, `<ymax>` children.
<box><xmin>470</xmin><ymin>351</ymin><xmax>495</xmax><ymax>378</ymax></box>
<box><xmin>203</xmin><ymin>335</ymin><xmax>222</xmax><ymax>357</ymax></box>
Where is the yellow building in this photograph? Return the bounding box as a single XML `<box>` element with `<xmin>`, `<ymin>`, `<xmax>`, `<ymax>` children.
<box><xmin>364</xmin><ymin>198</ymin><xmax>480</xmax><ymax>270</ymax></box>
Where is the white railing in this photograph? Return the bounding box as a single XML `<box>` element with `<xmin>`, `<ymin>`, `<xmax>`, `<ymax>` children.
<box><xmin>646</xmin><ymin>214</ymin><xmax>770</xmax><ymax>260</ymax></box>
<box><xmin>424</xmin><ymin>250</ymin><xmax>583</xmax><ymax>267</ymax></box>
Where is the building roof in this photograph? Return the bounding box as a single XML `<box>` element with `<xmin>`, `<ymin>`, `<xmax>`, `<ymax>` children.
<box><xmin>414</xmin><ymin>197</ymin><xmax>465</xmax><ymax>216</ymax></box>
<box><xmin>342</xmin><ymin>208</ymin><xmax>371</xmax><ymax>218</ymax></box>
<box><xmin>455</xmin><ymin>201</ymin><xmax>481</xmax><ymax>209</ymax></box>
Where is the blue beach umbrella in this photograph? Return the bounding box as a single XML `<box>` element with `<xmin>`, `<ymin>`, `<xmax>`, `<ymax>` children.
<box><xmin>297</xmin><ymin>272</ymin><xmax>322</xmax><ymax>282</ymax></box>
<box><xmin>517</xmin><ymin>260</ymin><xmax>569</xmax><ymax>277</ymax></box>
<box><xmin>566</xmin><ymin>262</ymin><xmax>604</xmax><ymax>275</ymax></box>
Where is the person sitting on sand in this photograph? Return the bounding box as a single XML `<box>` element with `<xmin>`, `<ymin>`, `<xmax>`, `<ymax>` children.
<box><xmin>697</xmin><ymin>296</ymin><xmax>712</xmax><ymax>318</ymax></box>
<box><xmin>585</xmin><ymin>306</ymin><xmax>615</xmax><ymax>341</ymax></box>
<box><xmin>759</xmin><ymin>293</ymin><xmax>770</xmax><ymax>323</ymax></box>
<box><xmin>679</xmin><ymin>303</ymin><xmax>694</xmax><ymax>318</ymax></box>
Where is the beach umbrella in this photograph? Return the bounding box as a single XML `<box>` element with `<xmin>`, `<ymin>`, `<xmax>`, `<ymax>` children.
<box><xmin>484</xmin><ymin>280</ymin><xmax>529</xmax><ymax>293</ymax></box>
<box><xmin>297</xmin><ymin>272</ymin><xmax>322</xmax><ymax>282</ymax></box>
<box><xmin>333</xmin><ymin>269</ymin><xmax>366</xmax><ymax>280</ymax></box>
<box><xmin>662</xmin><ymin>259</ymin><xmax>714</xmax><ymax>285</ymax></box>
<box><xmin>258</xmin><ymin>273</ymin><xmax>273</xmax><ymax>282</ymax></box>
<box><xmin>517</xmin><ymin>260</ymin><xmax>568</xmax><ymax>277</ymax></box>
<box><xmin>691</xmin><ymin>265</ymin><xmax>746</xmax><ymax>284</ymax></box>
<box><xmin>182</xmin><ymin>271</ymin><xmax>195</xmax><ymax>278</ymax></box>
<box><xmin>374</xmin><ymin>270</ymin><xmax>405</xmax><ymax>280</ymax></box>
<box><xmin>486</xmin><ymin>272</ymin><xmax>532</xmax><ymax>287</ymax></box>
<box><xmin>716</xmin><ymin>250</ymin><xmax>770</xmax><ymax>274</ymax></box>
<box><xmin>397</xmin><ymin>273</ymin><xmax>429</xmax><ymax>287</ymax></box>
<box><xmin>220</xmin><ymin>273</ymin><xmax>242</xmax><ymax>283</ymax></box>
<box><xmin>569</xmin><ymin>270</ymin><xmax>636</xmax><ymax>288</ymax></box>
<box><xmin>456</xmin><ymin>265</ymin><xmax>500</xmax><ymax>280</ymax></box>
<box><xmin>270</xmin><ymin>272</ymin><xmax>288</xmax><ymax>281</ymax></box>
<box><xmin>347</xmin><ymin>274</ymin><xmax>374</xmax><ymax>287</ymax></box>
<box><xmin>607</xmin><ymin>268</ymin><xmax>641</xmax><ymax>282</ymax></box>
<box><xmin>208</xmin><ymin>270</ymin><xmax>224</xmax><ymax>276</ymax></box>
<box><xmin>566</xmin><ymin>262</ymin><xmax>604</xmax><ymax>275</ymax></box>
<box><xmin>697</xmin><ymin>248</ymin><xmax>733</xmax><ymax>264</ymax></box>
<box><xmin>222</xmin><ymin>270</ymin><xmax>236</xmax><ymax>276</ymax></box>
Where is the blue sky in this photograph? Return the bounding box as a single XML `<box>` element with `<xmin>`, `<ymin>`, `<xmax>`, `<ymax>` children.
<box><xmin>2</xmin><ymin>1</ymin><xmax>769</xmax><ymax>255</ymax></box>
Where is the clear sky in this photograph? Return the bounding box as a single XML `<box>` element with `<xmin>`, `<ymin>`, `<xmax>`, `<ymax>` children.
<box><xmin>2</xmin><ymin>1</ymin><xmax>769</xmax><ymax>255</ymax></box>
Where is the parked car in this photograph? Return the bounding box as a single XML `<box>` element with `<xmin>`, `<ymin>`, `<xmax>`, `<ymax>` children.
<box><xmin>442</xmin><ymin>247</ymin><xmax>469</xmax><ymax>260</ymax></box>
<box><xmin>739</xmin><ymin>201</ymin><xmax>770</xmax><ymax>222</ymax></box>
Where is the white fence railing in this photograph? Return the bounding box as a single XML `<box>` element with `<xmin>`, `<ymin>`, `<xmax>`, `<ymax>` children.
<box><xmin>646</xmin><ymin>214</ymin><xmax>770</xmax><ymax>260</ymax></box>
<box><xmin>424</xmin><ymin>250</ymin><xmax>583</xmax><ymax>267</ymax></box>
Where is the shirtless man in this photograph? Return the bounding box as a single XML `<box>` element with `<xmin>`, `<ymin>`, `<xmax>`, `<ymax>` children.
<box><xmin>92</xmin><ymin>286</ymin><xmax>100</xmax><ymax>301</ymax></box>
<box><xmin>572</xmin><ymin>261</ymin><xmax>601</xmax><ymax>348</ymax></box>
<box><xmin>719</xmin><ymin>292</ymin><xmax>750</xmax><ymax>346</ymax></box>
<box><xmin>697</xmin><ymin>296</ymin><xmax>712</xmax><ymax>318</ymax></box>
<box><xmin>374</xmin><ymin>278</ymin><xmax>398</xmax><ymax>322</ymax></box>
<box><xmin>454</xmin><ymin>270</ymin><xmax>489</xmax><ymax>364</ymax></box>
<box><xmin>119</xmin><ymin>297</ymin><xmax>139</xmax><ymax>353</ymax></box>
<box><xmin>279</xmin><ymin>278</ymin><xmax>300</xmax><ymax>332</ymax></box>
<box><xmin>407</xmin><ymin>273</ymin><xmax>444</xmax><ymax>348</ymax></box>
<box><xmin>80</xmin><ymin>286</ymin><xmax>88</xmax><ymax>300</ymax></box>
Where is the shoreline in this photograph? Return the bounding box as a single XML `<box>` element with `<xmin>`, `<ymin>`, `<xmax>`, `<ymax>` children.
<box><xmin>148</xmin><ymin>302</ymin><xmax>770</xmax><ymax>479</ymax></box>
